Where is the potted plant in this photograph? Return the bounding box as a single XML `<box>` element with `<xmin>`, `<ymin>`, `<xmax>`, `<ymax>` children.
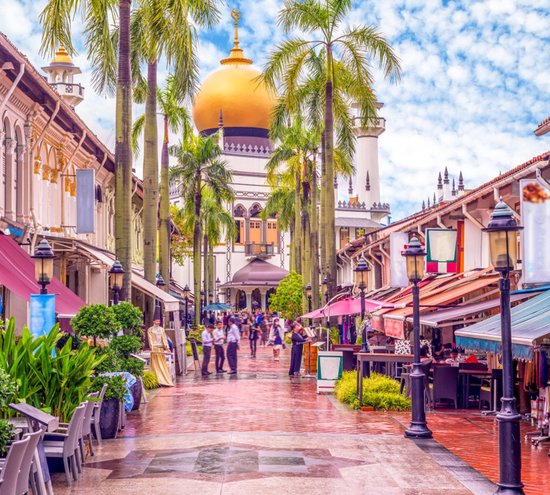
<box><xmin>71</xmin><ymin>304</ymin><xmax>120</xmax><ymax>345</ymax></box>
<box><xmin>89</xmin><ymin>375</ymin><xmax>127</xmax><ymax>439</ymax></box>
<box><xmin>112</xmin><ymin>302</ymin><xmax>144</xmax><ymax>336</ymax></box>
<box><xmin>0</xmin><ymin>369</ymin><xmax>17</xmax><ymax>419</ymax></box>
<box><xmin>110</xmin><ymin>335</ymin><xmax>145</xmax><ymax>410</ymax></box>
<box><xmin>0</xmin><ymin>420</ymin><xmax>15</xmax><ymax>456</ymax></box>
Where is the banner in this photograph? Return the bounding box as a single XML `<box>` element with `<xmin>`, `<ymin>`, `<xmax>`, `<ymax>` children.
<box><xmin>76</xmin><ymin>169</ymin><xmax>95</xmax><ymax>234</ymax></box>
<box><xmin>30</xmin><ymin>294</ymin><xmax>56</xmax><ymax>338</ymax></box>
<box><xmin>390</xmin><ymin>232</ymin><xmax>409</xmax><ymax>288</ymax></box>
<box><xmin>521</xmin><ymin>179</ymin><xmax>550</xmax><ymax>284</ymax></box>
<box><xmin>426</xmin><ymin>228</ymin><xmax>458</xmax><ymax>273</ymax></box>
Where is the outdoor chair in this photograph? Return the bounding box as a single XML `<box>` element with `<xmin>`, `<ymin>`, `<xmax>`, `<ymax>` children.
<box><xmin>421</xmin><ymin>359</ymin><xmax>433</xmax><ymax>409</ymax></box>
<box><xmin>459</xmin><ymin>362</ymin><xmax>488</xmax><ymax>406</ymax></box>
<box><xmin>42</xmin><ymin>404</ymin><xmax>85</xmax><ymax>485</ymax></box>
<box><xmin>57</xmin><ymin>394</ymin><xmax>99</xmax><ymax>460</ymax></box>
<box><xmin>91</xmin><ymin>383</ymin><xmax>108</xmax><ymax>445</ymax></box>
<box><xmin>431</xmin><ymin>365</ymin><xmax>459</xmax><ymax>409</ymax></box>
<box><xmin>0</xmin><ymin>436</ymin><xmax>30</xmax><ymax>495</ymax></box>
<box><xmin>13</xmin><ymin>430</ymin><xmax>41</xmax><ymax>495</ymax></box>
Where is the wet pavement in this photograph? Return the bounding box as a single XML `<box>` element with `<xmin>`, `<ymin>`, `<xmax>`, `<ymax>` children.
<box><xmin>50</xmin><ymin>345</ymin><xmax>548</xmax><ymax>494</ymax></box>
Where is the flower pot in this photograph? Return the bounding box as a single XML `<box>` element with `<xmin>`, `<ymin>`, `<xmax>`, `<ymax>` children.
<box><xmin>361</xmin><ymin>406</ymin><xmax>374</xmax><ymax>412</ymax></box>
<box><xmin>130</xmin><ymin>377</ymin><xmax>142</xmax><ymax>411</ymax></box>
<box><xmin>100</xmin><ymin>398</ymin><xmax>121</xmax><ymax>439</ymax></box>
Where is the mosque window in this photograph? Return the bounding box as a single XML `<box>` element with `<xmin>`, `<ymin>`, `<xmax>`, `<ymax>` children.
<box><xmin>266</xmin><ymin>220</ymin><xmax>278</xmax><ymax>247</ymax></box>
<box><xmin>235</xmin><ymin>219</ymin><xmax>244</xmax><ymax>245</ymax></box>
<box><xmin>340</xmin><ymin>227</ymin><xmax>349</xmax><ymax>249</ymax></box>
<box><xmin>249</xmin><ymin>220</ymin><xmax>262</xmax><ymax>244</ymax></box>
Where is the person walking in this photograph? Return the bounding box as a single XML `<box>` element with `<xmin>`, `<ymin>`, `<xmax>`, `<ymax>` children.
<box><xmin>249</xmin><ymin>323</ymin><xmax>260</xmax><ymax>358</ymax></box>
<box><xmin>289</xmin><ymin>323</ymin><xmax>308</xmax><ymax>376</ymax></box>
<box><xmin>201</xmin><ymin>323</ymin><xmax>214</xmax><ymax>376</ymax></box>
<box><xmin>226</xmin><ymin>317</ymin><xmax>240</xmax><ymax>374</ymax></box>
<box><xmin>269</xmin><ymin>318</ymin><xmax>283</xmax><ymax>361</ymax></box>
<box><xmin>213</xmin><ymin>320</ymin><xmax>227</xmax><ymax>373</ymax></box>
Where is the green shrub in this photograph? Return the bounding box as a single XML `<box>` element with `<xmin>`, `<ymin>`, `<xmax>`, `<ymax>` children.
<box><xmin>120</xmin><ymin>357</ymin><xmax>145</xmax><ymax>377</ymax></box>
<box><xmin>268</xmin><ymin>271</ymin><xmax>304</xmax><ymax>320</ymax></box>
<box><xmin>142</xmin><ymin>371</ymin><xmax>159</xmax><ymax>389</ymax></box>
<box><xmin>0</xmin><ymin>369</ymin><xmax>17</xmax><ymax>418</ymax></box>
<box><xmin>71</xmin><ymin>304</ymin><xmax>120</xmax><ymax>341</ymax></box>
<box><xmin>0</xmin><ymin>419</ymin><xmax>15</xmax><ymax>456</ymax></box>
<box><xmin>90</xmin><ymin>375</ymin><xmax>127</xmax><ymax>401</ymax></box>
<box><xmin>94</xmin><ymin>347</ymin><xmax>122</xmax><ymax>374</ymax></box>
<box><xmin>334</xmin><ymin>371</ymin><xmax>411</xmax><ymax>411</ymax></box>
<box><xmin>110</xmin><ymin>335</ymin><xmax>143</xmax><ymax>358</ymax></box>
<box><xmin>112</xmin><ymin>302</ymin><xmax>143</xmax><ymax>336</ymax></box>
<box><xmin>56</xmin><ymin>333</ymin><xmax>83</xmax><ymax>350</ymax></box>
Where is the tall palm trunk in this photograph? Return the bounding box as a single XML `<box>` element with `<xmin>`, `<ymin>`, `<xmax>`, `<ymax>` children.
<box><xmin>143</xmin><ymin>61</ymin><xmax>158</xmax><ymax>323</ymax></box>
<box><xmin>203</xmin><ymin>232</ymin><xmax>209</xmax><ymax>305</ymax></box>
<box><xmin>115</xmin><ymin>0</ymin><xmax>133</xmax><ymax>301</ymax></box>
<box><xmin>294</xmin><ymin>170</ymin><xmax>302</xmax><ymax>275</ymax></box>
<box><xmin>301</xmin><ymin>159</ymin><xmax>311</xmax><ymax>289</ymax></box>
<box><xmin>208</xmin><ymin>244</ymin><xmax>215</xmax><ymax>301</ymax></box>
<box><xmin>159</xmin><ymin>114</ymin><xmax>171</xmax><ymax>294</ymax></box>
<box><xmin>289</xmin><ymin>223</ymin><xmax>295</xmax><ymax>272</ymax></box>
<box><xmin>193</xmin><ymin>180</ymin><xmax>202</xmax><ymax>326</ymax></box>
<box><xmin>320</xmin><ymin>130</ymin><xmax>326</xmax><ymax>283</ymax></box>
<box><xmin>310</xmin><ymin>157</ymin><xmax>320</xmax><ymax>309</ymax></box>
<box><xmin>324</xmin><ymin>46</ymin><xmax>337</xmax><ymax>298</ymax></box>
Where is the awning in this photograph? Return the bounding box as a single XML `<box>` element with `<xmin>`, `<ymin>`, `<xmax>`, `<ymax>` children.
<box><xmin>220</xmin><ymin>258</ymin><xmax>288</xmax><ymax>288</ymax></box>
<box><xmin>407</xmin><ymin>293</ymin><xmax>536</xmax><ymax>328</ymax></box>
<box><xmin>335</xmin><ymin>217</ymin><xmax>380</xmax><ymax>229</ymax></box>
<box><xmin>0</xmin><ymin>234</ymin><xmax>85</xmax><ymax>315</ymax></box>
<box><xmin>300</xmin><ymin>297</ymin><xmax>394</xmax><ymax>319</ymax></box>
<box><xmin>76</xmin><ymin>242</ymin><xmax>180</xmax><ymax>312</ymax></box>
<box><xmin>455</xmin><ymin>291</ymin><xmax>550</xmax><ymax>360</ymax></box>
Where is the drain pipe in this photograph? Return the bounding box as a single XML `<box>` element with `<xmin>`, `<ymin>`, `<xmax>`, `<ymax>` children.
<box><xmin>0</xmin><ymin>62</ymin><xmax>25</xmax><ymax>116</ymax></box>
<box><xmin>30</xmin><ymin>101</ymin><xmax>60</xmax><ymax>251</ymax></box>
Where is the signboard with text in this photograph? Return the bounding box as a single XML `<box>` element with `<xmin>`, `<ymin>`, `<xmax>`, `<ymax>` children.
<box><xmin>521</xmin><ymin>179</ymin><xmax>550</xmax><ymax>284</ymax></box>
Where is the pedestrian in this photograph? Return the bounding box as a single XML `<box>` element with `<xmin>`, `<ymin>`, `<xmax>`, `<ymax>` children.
<box><xmin>259</xmin><ymin>317</ymin><xmax>268</xmax><ymax>346</ymax></box>
<box><xmin>226</xmin><ymin>316</ymin><xmax>240</xmax><ymax>374</ymax></box>
<box><xmin>249</xmin><ymin>323</ymin><xmax>260</xmax><ymax>358</ymax></box>
<box><xmin>289</xmin><ymin>322</ymin><xmax>308</xmax><ymax>376</ymax></box>
<box><xmin>214</xmin><ymin>320</ymin><xmax>227</xmax><ymax>373</ymax></box>
<box><xmin>201</xmin><ymin>323</ymin><xmax>214</xmax><ymax>376</ymax></box>
<box><xmin>269</xmin><ymin>318</ymin><xmax>283</xmax><ymax>361</ymax></box>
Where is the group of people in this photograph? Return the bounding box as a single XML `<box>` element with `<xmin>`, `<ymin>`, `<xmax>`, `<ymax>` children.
<box><xmin>200</xmin><ymin>311</ymin><xmax>312</xmax><ymax>377</ymax></box>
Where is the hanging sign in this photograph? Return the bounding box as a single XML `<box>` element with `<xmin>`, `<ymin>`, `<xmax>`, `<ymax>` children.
<box><xmin>426</xmin><ymin>228</ymin><xmax>457</xmax><ymax>273</ymax></box>
<box><xmin>76</xmin><ymin>169</ymin><xmax>95</xmax><ymax>234</ymax></box>
<box><xmin>390</xmin><ymin>232</ymin><xmax>409</xmax><ymax>288</ymax></box>
<box><xmin>521</xmin><ymin>179</ymin><xmax>550</xmax><ymax>284</ymax></box>
<box><xmin>30</xmin><ymin>294</ymin><xmax>56</xmax><ymax>338</ymax></box>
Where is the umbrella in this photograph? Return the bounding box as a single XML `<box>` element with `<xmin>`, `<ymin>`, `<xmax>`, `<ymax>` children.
<box><xmin>203</xmin><ymin>302</ymin><xmax>232</xmax><ymax>311</ymax></box>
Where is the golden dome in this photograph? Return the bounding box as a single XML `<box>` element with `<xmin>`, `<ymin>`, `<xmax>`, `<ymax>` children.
<box><xmin>192</xmin><ymin>10</ymin><xmax>276</xmax><ymax>133</ymax></box>
<box><xmin>52</xmin><ymin>47</ymin><xmax>73</xmax><ymax>65</ymax></box>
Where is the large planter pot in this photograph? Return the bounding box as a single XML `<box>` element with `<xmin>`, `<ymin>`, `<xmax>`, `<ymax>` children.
<box><xmin>130</xmin><ymin>377</ymin><xmax>143</xmax><ymax>411</ymax></box>
<box><xmin>100</xmin><ymin>398</ymin><xmax>121</xmax><ymax>439</ymax></box>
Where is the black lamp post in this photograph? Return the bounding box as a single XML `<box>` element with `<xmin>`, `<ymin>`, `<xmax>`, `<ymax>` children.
<box><xmin>183</xmin><ymin>284</ymin><xmax>190</xmax><ymax>329</ymax></box>
<box><xmin>305</xmin><ymin>283</ymin><xmax>312</xmax><ymax>327</ymax></box>
<box><xmin>32</xmin><ymin>238</ymin><xmax>55</xmax><ymax>295</ymax></box>
<box><xmin>109</xmin><ymin>260</ymin><xmax>125</xmax><ymax>305</ymax></box>
<box><xmin>156</xmin><ymin>275</ymin><xmax>166</xmax><ymax>289</ymax></box>
<box><xmin>353</xmin><ymin>255</ymin><xmax>370</xmax><ymax>353</ymax></box>
<box><xmin>402</xmin><ymin>236</ymin><xmax>432</xmax><ymax>439</ymax></box>
<box><xmin>215</xmin><ymin>277</ymin><xmax>221</xmax><ymax>302</ymax></box>
<box><xmin>483</xmin><ymin>199</ymin><xmax>524</xmax><ymax>495</ymax></box>
<box><xmin>322</xmin><ymin>276</ymin><xmax>329</xmax><ymax>303</ymax></box>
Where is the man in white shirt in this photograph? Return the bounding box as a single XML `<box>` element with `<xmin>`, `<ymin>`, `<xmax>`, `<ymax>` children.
<box><xmin>201</xmin><ymin>323</ymin><xmax>214</xmax><ymax>376</ymax></box>
<box><xmin>213</xmin><ymin>320</ymin><xmax>227</xmax><ymax>373</ymax></box>
<box><xmin>226</xmin><ymin>317</ymin><xmax>241</xmax><ymax>374</ymax></box>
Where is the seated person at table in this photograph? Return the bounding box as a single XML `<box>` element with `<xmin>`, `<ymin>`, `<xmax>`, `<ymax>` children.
<box><xmin>445</xmin><ymin>348</ymin><xmax>463</xmax><ymax>365</ymax></box>
<box><xmin>368</xmin><ymin>330</ymin><xmax>389</xmax><ymax>346</ymax></box>
<box><xmin>431</xmin><ymin>338</ymin><xmax>445</xmax><ymax>361</ymax></box>
<box><xmin>420</xmin><ymin>345</ymin><xmax>432</xmax><ymax>363</ymax></box>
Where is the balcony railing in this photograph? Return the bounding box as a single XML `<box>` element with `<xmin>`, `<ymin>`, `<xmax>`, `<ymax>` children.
<box><xmin>51</xmin><ymin>82</ymin><xmax>85</xmax><ymax>98</ymax></box>
<box><xmin>245</xmin><ymin>242</ymin><xmax>275</xmax><ymax>257</ymax></box>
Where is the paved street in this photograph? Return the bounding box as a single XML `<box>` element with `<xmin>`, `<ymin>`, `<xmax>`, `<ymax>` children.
<box><xmin>50</xmin><ymin>346</ymin><xmax>550</xmax><ymax>495</ymax></box>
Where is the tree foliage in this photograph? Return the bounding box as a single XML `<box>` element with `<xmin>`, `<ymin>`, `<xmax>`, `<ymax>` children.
<box><xmin>71</xmin><ymin>304</ymin><xmax>120</xmax><ymax>340</ymax></box>
<box><xmin>268</xmin><ymin>272</ymin><xmax>304</xmax><ymax>321</ymax></box>
<box><xmin>112</xmin><ymin>302</ymin><xmax>143</xmax><ymax>336</ymax></box>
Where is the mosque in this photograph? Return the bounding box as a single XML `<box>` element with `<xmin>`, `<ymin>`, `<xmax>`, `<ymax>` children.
<box><xmin>171</xmin><ymin>11</ymin><xmax>391</xmax><ymax>310</ymax></box>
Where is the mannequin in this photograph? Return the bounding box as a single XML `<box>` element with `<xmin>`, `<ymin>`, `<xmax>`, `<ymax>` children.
<box><xmin>147</xmin><ymin>307</ymin><xmax>174</xmax><ymax>387</ymax></box>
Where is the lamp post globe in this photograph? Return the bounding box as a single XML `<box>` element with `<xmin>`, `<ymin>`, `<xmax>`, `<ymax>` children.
<box><xmin>32</xmin><ymin>238</ymin><xmax>55</xmax><ymax>295</ymax></box>
<box><xmin>483</xmin><ymin>199</ymin><xmax>524</xmax><ymax>495</ymax></box>
<box><xmin>402</xmin><ymin>236</ymin><xmax>432</xmax><ymax>439</ymax></box>
<box><xmin>109</xmin><ymin>260</ymin><xmax>125</xmax><ymax>305</ymax></box>
<box><xmin>156</xmin><ymin>275</ymin><xmax>166</xmax><ymax>289</ymax></box>
<box><xmin>353</xmin><ymin>255</ymin><xmax>370</xmax><ymax>353</ymax></box>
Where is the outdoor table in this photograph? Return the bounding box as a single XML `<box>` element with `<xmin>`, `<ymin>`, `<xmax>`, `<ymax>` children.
<box><xmin>332</xmin><ymin>344</ymin><xmax>361</xmax><ymax>371</ymax></box>
<box><xmin>458</xmin><ymin>369</ymin><xmax>491</xmax><ymax>409</ymax></box>
<box><xmin>355</xmin><ymin>353</ymin><xmax>414</xmax><ymax>406</ymax></box>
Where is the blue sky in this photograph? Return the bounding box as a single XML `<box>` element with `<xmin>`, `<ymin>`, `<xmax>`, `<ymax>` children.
<box><xmin>1</xmin><ymin>0</ymin><xmax>549</xmax><ymax>220</ymax></box>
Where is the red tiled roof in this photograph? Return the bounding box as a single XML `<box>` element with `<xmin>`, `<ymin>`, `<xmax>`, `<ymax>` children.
<box><xmin>535</xmin><ymin>116</ymin><xmax>550</xmax><ymax>136</ymax></box>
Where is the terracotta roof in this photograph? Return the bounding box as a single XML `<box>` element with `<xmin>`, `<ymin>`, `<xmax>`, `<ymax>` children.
<box><xmin>535</xmin><ymin>116</ymin><xmax>550</xmax><ymax>136</ymax></box>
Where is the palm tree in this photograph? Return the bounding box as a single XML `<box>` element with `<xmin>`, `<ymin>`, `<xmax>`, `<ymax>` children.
<box><xmin>170</xmin><ymin>134</ymin><xmax>233</xmax><ymax>325</ymax></box>
<box><xmin>41</xmin><ymin>0</ymin><xmax>135</xmax><ymax>299</ymax></box>
<box><xmin>263</xmin><ymin>0</ymin><xmax>401</xmax><ymax>299</ymax></box>
<box><xmin>132</xmin><ymin>75</ymin><xmax>192</xmax><ymax>322</ymax></box>
<box><xmin>130</xmin><ymin>0</ymin><xmax>219</xmax><ymax>299</ymax></box>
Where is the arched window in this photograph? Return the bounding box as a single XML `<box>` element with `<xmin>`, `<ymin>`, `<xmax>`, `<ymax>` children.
<box><xmin>233</xmin><ymin>204</ymin><xmax>246</xmax><ymax>245</ymax></box>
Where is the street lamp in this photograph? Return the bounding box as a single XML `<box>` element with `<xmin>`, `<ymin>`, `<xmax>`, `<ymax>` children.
<box><xmin>155</xmin><ymin>275</ymin><xmax>166</xmax><ymax>289</ymax></box>
<box><xmin>109</xmin><ymin>260</ymin><xmax>125</xmax><ymax>305</ymax></box>
<box><xmin>402</xmin><ymin>236</ymin><xmax>432</xmax><ymax>439</ymax></box>
<box><xmin>183</xmin><ymin>284</ymin><xmax>190</xmax><ymax>330</ymax></box>
<box><xmin>215</xmin><ymin>277</ymin><xmax>221</xmax><ymax>302</ymax></box>
<box><xmin>32</xmin><ymin>238</ymin><xmax>55</xmax><ymax>295</ymax></box>
<box><xmin>322</xmin><ymin>276</ymin><xmax>329</xmax><ymax>303</ymax></box>
<box><xmin>483</xmin><ymin>199</ymin><xmax>524</xmax><ymax>495</ymax></box>
<box><xmin>305</xmin><ymin>283</ymin><xmax>312</xmax><ymax>327</ymax></box>
<box><xmin>353</xmin><ymin>255</ymin><xmax>370</xmax><ymax>353</ymax></box>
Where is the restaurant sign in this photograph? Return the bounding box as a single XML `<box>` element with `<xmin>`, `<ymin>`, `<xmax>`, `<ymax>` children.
<box><xmin>425</xmin><ymin>228</ymin><xmax>458</xmax><ymax>273</ymax></box>
<box><xmin>521</xmin><ymin>179</ymin><xmax>550</xmax><ymax>284</ymax></box>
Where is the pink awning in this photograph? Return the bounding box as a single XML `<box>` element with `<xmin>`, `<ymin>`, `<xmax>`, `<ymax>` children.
<box><xmin>0</xmin><ymin>235</ymin><xmax>85</xmax><ymax>315</ymax></box>
<box><xmin>300</xmin><ymin>297</ymin><xmax>394</xmax><ymax>319</ymax></box>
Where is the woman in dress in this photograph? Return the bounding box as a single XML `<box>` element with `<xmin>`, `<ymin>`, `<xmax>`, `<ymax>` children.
<box><xmin>289</xmin><ymin>322</ymin><xmax>308</xmax><ymax>376</ymax></box>
<box><xmin>269</xmin><ymin>317</ymin><xmax>283</xmax><ymax>361</ymax></box>
<box><xmin>147</xmin><ymin>316</ymin><xmax>174</xmax><ymax>387</ymax></box>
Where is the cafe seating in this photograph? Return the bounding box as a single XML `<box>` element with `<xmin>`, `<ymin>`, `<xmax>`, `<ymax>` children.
<box><xmin>459</xmin><ymin>362</ymin><xmax>488</xmax><ymax>407</ymax></box>
<box><xmin>91</xmin><ymin>383</ymin><xmax>108</xmax><ymax>444</ymax></box>
<box><xmin>0</xmin><ymin>436</ymin><xmax>30</xmax><ymax>495</ymax></box>
<box><xmin>431</xmin><ymin>365</ymin><xmax>459</xmax><ymax>409</ymax></box>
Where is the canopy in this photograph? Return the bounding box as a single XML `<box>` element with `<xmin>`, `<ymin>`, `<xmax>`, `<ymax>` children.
<box><xmin>76</xmin><ymin>243</ymin><xmax>180</xmax><ymax>312</ymax></box>
<box><xmin>0</xmin><ymin>234</ymin><xmax>85</xmax><ymax>315</ymax></box>
<box><xmin>203</xmin><ymin>302</ymin><xmax>232</xmax><ymax>311</ymax></box>
<box><xmin>455</xmin><ymin>290</ymin><xmax>550</xmax><ymax>360</ymax></box>
<box><xmin>219</xmin><ymin>258</ymin><xmax>288</xmax><ymax>288</ymax></box>
<box><xmin>300</xmin><ymin>297</ymin><xmax>394</xmax><ymax>319</ymax></box>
